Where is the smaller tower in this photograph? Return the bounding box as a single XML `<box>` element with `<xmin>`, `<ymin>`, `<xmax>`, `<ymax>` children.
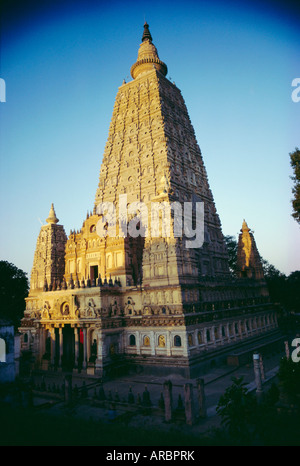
<box><xmin>236</xmin><ymin>220</ymin><xmax>264</xmax><ymax>280</ymax></box>
<box><xmin>29</xmin><ymin>204</ymin><xmax>67</xmax><ymax>292</ymax></box>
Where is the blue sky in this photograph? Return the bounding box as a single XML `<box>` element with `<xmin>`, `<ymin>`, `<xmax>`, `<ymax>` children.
<box><xmin>0</xmin><ymin>0</ymin><xmax>299</xmax><ymax>278</ymax></box>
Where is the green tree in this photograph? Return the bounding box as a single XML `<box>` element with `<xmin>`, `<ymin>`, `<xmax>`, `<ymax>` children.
<box><xmin>216</xmin><ymin>376</ymin><xmax>257</xmax><ymax>442</ymax></box>
<box><xmin>261</xmin><ymin>258</ymin><xmax>284</xmax><ymax>279</ymax></box>
<box><xmin>261</xmin><ymin>258</ymin><xmax>287</xmax><ymax>306</ymax></box>
<box><xmin>278</xmin><ymin>356</ymin><xmax>300</xmax><ymax>400</ymax></box>
<box><xmin>285</xmin><ymin>271</ymin><xmax>300</xmax><ymax>313</ymax></box>
<box><xmin>289</xmin><ymin>147</ymin><xmax>300</xmax><ymax>224</ymax></box>
<box><xmin>0</xmin><ymin>261</ymin><xmax>29</xmax><ymax>330</ymax></box>
<box><xmin>224</xmin><ymin>235</ymin><xmax>238</xmax><ymax>276</ymax></box>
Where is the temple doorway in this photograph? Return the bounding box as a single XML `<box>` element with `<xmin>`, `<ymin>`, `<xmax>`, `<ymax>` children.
<box><xmin>90</xmin><ymin>265</ymin><xmax>98</xmax><ymax>282</ymax></box>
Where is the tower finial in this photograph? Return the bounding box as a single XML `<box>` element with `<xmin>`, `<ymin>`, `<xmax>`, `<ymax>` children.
<box><xmin>131</xmin><ymin>23</ymin><xmax>167</xmax><ymax>79</ymax></box>
<box><xmin>142</xmin><ymin>22</ymin><xmax>152</xmax><ymax>43</ymax></box>
<box><xmin>46</xmin><ymin>203</ymin><xmax>59</xmax><ymax>224</ymax></box>
<box><xmin>241</xmin><ymin>219</ymin><xmax>250</xmax><ymax>232</ymax></box>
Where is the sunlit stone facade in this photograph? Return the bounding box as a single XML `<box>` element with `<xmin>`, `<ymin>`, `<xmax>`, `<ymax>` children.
<box><xmin>19</xmin><ymin>24</ymin><xmax>278</xmax><ymax>378</ymax></box>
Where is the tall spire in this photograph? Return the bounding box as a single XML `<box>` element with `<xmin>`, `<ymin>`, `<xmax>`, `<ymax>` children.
<box><xmin>131</xmin><ymin>23</ymin><xmax>167</xmax><ymax>79</ymax></box>
<box><xmin>46</xmin><ymin>203</ymin><xmax>59</xmax><ymax>224</ymax></box>
<box><xmin>142</xmin><ymin>22</ymin><xmax>152</xmax><ymax>42</ymax></box>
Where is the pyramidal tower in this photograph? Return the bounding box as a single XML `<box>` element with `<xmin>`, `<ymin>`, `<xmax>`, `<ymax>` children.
<box><xmin>19</xmin><ymin>24</ymin><xmax>279</xmax><ymax>378</ymax></box>
<box><xmin>237</xmin><ymin>220</ymin><xmax>266</xmax><ymax>281</ymax></box>
<box><xmin>94</xmin><ymin>23</ymin><xmax>230</xmax><ymax>288</ymax></box>
<box><xmin>29</xmin><ymin>204</ymin><xmax>67</xmax><ymax>291</ymax></box>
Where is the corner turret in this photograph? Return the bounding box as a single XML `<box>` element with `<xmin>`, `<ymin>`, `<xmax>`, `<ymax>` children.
<box><xmin>236</xmin><ymin>220</ymin><xmax>265</xmax><ymax>280</ymax></box>
<box><xmin>29</xmin><ymin>204</ymin><xmax>67</xmax><ymax>292</ymax></box>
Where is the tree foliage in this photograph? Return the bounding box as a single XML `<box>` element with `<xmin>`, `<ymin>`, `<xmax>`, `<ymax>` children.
<box><xmin>290</xmin><ymin>147</ymin><xmax>300</xmax><ymax>224</ymax></box>
<box><xmin>216</xmin><ymin>376</ymin><xmax>257</xmax><ymax>441</ymax></box>
<box><xmin>224</xmin><ymin>235</ymin><xmax>238</xmax><ymax>276</ymax></box>
<box><xmin>278</xmin><ymin>356</ymin><xmax>300</xmax><ymax>399</ymax></box>
<box><xmin>215</xmin><ymin>375</ymin><xmax>299</xmax><ymax>445</ymax></box>
<box><xmin>0</xmin><ymin>261</ymin><xmax>29</xmax><ymax>329</ymax></box>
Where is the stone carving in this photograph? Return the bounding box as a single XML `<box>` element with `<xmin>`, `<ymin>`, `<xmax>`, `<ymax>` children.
<box><xmin>143</xmin><ymin>336</ymin><xmax>150</xmax><ymax>347</ymax></box>
<box><xmin>158</xmin><ymin>335</ymin><xmax>166</xmax><ymax>347</ymax></box>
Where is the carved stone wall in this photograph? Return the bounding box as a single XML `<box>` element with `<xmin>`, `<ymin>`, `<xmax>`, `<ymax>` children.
<box><xmin>236</xmin><ymin>220</ymin><xmax>265</xmax><ymax>281</ymax></box>
<box><xmin>30</xmin><ymin>205</ymin><xmax>67</xmax><ymax>292</ymax></box>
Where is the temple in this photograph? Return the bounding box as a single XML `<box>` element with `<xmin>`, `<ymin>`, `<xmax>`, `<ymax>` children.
<box><xmin>19</xmin><ymin>23</ymin><xmax>279</xmax><ymax>378</ymax></box>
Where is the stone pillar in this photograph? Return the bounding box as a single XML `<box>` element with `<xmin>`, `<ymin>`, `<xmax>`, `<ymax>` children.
<box><xmin>258</xmin><ymin>316</ymin><xmax>262</xmax><ymax>332</ymax></box>
<box><xmin>31</xmin><ymin>328</ymin><xmax>38</xmax><ymax>357</ymax></box>
<box><xmin>233</xmin><ymin>323</ymin><xmax>238</xmax><ymax>341</ymax></box>
<box><xmin>166</xmin><ymin>331</ymin><xmax>171</xmax><ymax>356</ymax></box>
<box><xmin>253</xmin><ymin>352</ymin><xmax>263</xmax><ymax>400</ymax></box>
<box><xmin>86</xmin><ymin>328</ymin><xmax>91</xmax><ymax>362</ymax></box>
<box><xmin>163</xmin><ymin>380</ymin><xmax>173</xmax><ymax>422</ymax></box>
<box><xmin>212</xmin><ymin>326</ymin><xmax>217</xmax><ymax>347</ymax></box>
<box><xmin>259</xmin><ymin>353</ymin><xmax>265</xmax><ymax>381</ymax></box>
<box><xmin>248</xmin><ymin>318</ymin><xmax>253</xmax><ymax>335</ymax></box>
<box><xmin>95</xmin><ymin>331</ymin><xmax>105</xmax><ymax>375</ymax></box>
<box><xmin>97</xmin><ymin>333</ymin><xmax>104</xmax><ymax>359</ymax></box>
<box><xmin>237</xmin><ymin>320</ymin><xmax>242</xmax><ymax>338</ymax></box>
<box><xmin>136</xmin><ymin>331</ymin><xmax>141</xmax><ymax>355</ymax></box>
<box><xmin>74</xmin><ymin>327</ymin><xmax>79</xmax><ymax>367</ymax></box>
<box><xmin>284</xmin><ymin>341</ymin><xmax>290</xmax><ymax>359</ymax></box>
<box><xmin>59</xmin><ymin>327</ymin><xmax>63</xmax><ymax>367</ymax></box>
<box><xmin>39</xmin><ymin>327</ymin><xmax>45</xmax><ymax>361</ymax></box>
<box><xmin>220</xmin><ymin>326</ymin><xmax>225</xmax><ymax>346</ymax></box>
<box><xmin>150</xmin><ymin>331</ymin><xmax>155</xmax><ymax>356</ymax></box>
<box><xmin>225</xmin><ymin>323</ymin><xmax>230</xmax><ymax>340</ymax></box>
<box><xmin>100</xmin><ymin>251</ymin><xmax>105</xmax><ymax>279</ymax></box>
<box><xmin>203</xmin><ymin>328</ymin><xmax>207</xmax><ymax>346</ymax></box>
<box><xmin>50</xmin><ymin>328</ymin><xmax>56</xmax><ymax>365</ymax></box>
<box><xmin>196</xmin><ymin>378</ymin><xmax>206</xmax><ymax>418</ymax></box>
<box><xmin>182</xmin><ymin>333</ymin><xmax>189</xmax><ymax>357</ymax></box>
<box><xmin>83</xmin><ymin>328</ymin><xmax>87</xmax><ymax>369</ymax></box>
<box><xmin>184</xmin><ymin>383</ymin><xmax>195</xmax><ymax>425</ymax></box>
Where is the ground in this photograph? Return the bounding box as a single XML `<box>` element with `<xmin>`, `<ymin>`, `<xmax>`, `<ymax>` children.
<box><xmin>0</xmin><ymin>350</ymin><xmax>288</xmax><ymax>446</ymax></box>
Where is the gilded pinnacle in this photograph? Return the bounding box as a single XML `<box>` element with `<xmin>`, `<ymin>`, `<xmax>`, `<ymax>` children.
<box><xmin>46</xmin><ymin>203</ymin><xmax>59</xmax><ymax>224</ymax></box>
<box><xmin>131</xmin><ymin>23</ymin><xmax>168</xmax><ymax>79</ymax></box>
<box><xmin>241</xmin><ymin>219</ymin><xmax>250</xmax><ymax>232</ymax></box>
